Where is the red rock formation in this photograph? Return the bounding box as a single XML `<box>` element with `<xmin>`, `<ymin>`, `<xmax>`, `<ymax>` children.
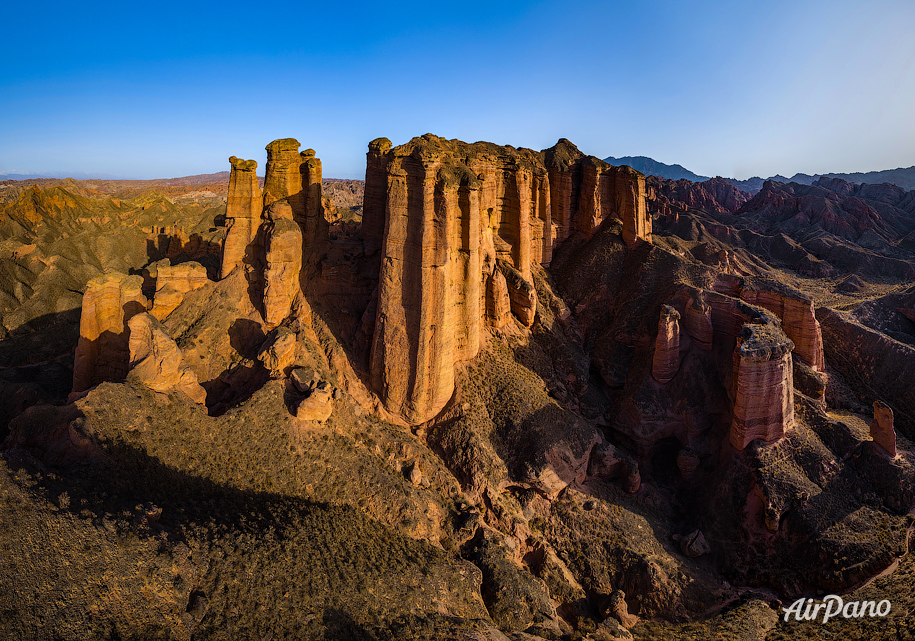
<box><xmin>739</xmin><ymin>281</ymin><xmax>825</xmax><ymax>371</ymax></box>
<box><xmin>870</xmin><ymin>401</ymin><xmax>897</xmax><ymax>456</ymax></box>
<box><xmin>127</xmin><ymin>313</ymin><xmax>207</xmax><ymax>404</ymax></box>
<box><xmin>71</xmin><ymin>273</ymin><xmax>149</xmax><ymax>396</ymax></box>
<box><xmin>221</xmin><ymin>156</ymin><xmax>263</xmax><ymax>279</ymax></box>
<box><xmin>646</xmin><ymin>176</ymin><xmax>750</xmax><ymax>215</ymax></box>
<box><xmin>364</xmin><ymin>135</ymin><xmax>650</xmax><ymax>422</ymax></box>
<box><xmin>729</xmin><ymin>324</ymin><xmax>796</xmax><ymax>450</ymax></box>
<box><xmin>651</xmin><ymin>305</ymin><xmax>681</xmax><ymax>384</ymax></box>
<box><xmin>682</xmin><ymin>292</ymin><xmax>713</xmax><ymax>350</ymax></box>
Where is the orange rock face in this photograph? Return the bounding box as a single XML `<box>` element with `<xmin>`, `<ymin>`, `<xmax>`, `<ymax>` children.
<box><xmin>72</xmin><ymin>273</ymin><xmax>149</xmax><ymax>395</ymax></box>
<box><xmin>365</xmin><ymin>135</ymin><xmax>650</xmax><ymax>423</ymax></box>
<box><xmin>220</xmin><ymin>156</ymin><xmax>263</xmax><ymax>279</ymax></box>
<box><xmin>652</xmin><ymin>305</ymin><xmax>681</xmax><ymax>384</ymax></box>
<box><xmin>261</xmin><ymin>202</ymin><xmax>303</xmax><ymax>328</ymax></box>
<box><xmin>729</xmin><ymin>324</ymin><xmax>796</xmax><ymax>450</ymax></box>
<box><xmin>149</xmin><ymin>261</ymin><xmax>209</xmax><ymax>320</ymax></box>
<box><xmin>127</xmin><ymin>313</ymin><xmax>207</xmax><ymax>404</ymax></box>
<box><xmin>870</xmin><ymin>400</ymin><xmax>897</xmax><ymax>456</ymax></box>
<box><xmin>486</xmin><ymin>270</ymin><xmax>511</xmax><ymax>329</ymax></box>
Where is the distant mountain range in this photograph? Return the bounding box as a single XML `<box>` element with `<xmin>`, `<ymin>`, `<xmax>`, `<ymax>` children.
<box><xmin>0</xmin><ymin>171</ymin><xmax>127</xmax><ymax>181</ymax></box>
<box><xmin>603</xmin><ymin>156</ymin><xmax>915</xmax><ymax>193</ymax></box>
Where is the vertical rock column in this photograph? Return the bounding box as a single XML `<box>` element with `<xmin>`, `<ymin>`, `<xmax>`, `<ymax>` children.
<box><xmin>300</xmin><ymin>148</ymin><xmax>325</xmax><ymax>246</ymax></box>
<box><xmin>652</xmin><ymin>305</ymin><xmax>682</xmax><ymax>384</ymax></box>
<box><xmin>870</xmin><ymin>401</ymin><xmax>897</xmax><ymax>456</ymax></box>
<box><xmin>363</xmin><ymin>137</ymin><xmax>393</xmax><ymax>255</ymax></box>
<box><xmin>740</xmin><ymin>286</ymin><xmax>826</xmax><ymax>371</ymax></box>
<box><xmin>370</xmin><ymin>156</ymin><xmax>454</xmax><ymax>423</ymax></box>
<box><xmin>71</xmin><ymin>273</ymin><xmax>149</xmax><ymax>395</ymax></box>
<box><xmin>262</xmin><ymin>201</ymin><xmax>304</xmax><ymax>328</ymax></box>
<box><xmin>729</xmin><ymin>324</ymin><xmax>796</xmax><ymax>450</ymax></box>
<box><xmin>610</xmin><ymin>165</ymin><xmax>651</xmax><ymax>246</ymax></box>
<box><xmin>682</xmin><ymin>293</ymin><xmax>713</xmax><ymax>350</ymax></box>
<box><xmin>220</xmin><ymin>156</ymin><xmax>262</xmax><ymax>279</ymax></box>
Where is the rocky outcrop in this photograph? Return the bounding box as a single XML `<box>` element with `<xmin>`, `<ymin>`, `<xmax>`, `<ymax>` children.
<box><xmin>149</xmin><ymin>260</ymin><xmax>209</xmax><ymax>320</ymax></box>
<box><xmin>498</xmin><ymin>260</ymin><xmax>537</xmax><ymax>327</ymax></box>
<box><xmin>870</xmin><ymin>401</ymin><xmax>897</xmax><ymax>456</ymax></box>
<box><xmin>220</xmin><ymin>156</ymin><xmax>263</xmax><ymax>279</ymax></box>
<box><xmin>261</xmin><ymin>201</ymin><xmax>303</xmax><ymax>327</ymax></box>
<box><xmin>263</xmin><ymin>139</ymin><xmax>324</xmax><ymax>246</ymax></box>
<box><xmin>486</xmin><ymin>270</ymin><xmax>511</xmax><ymax>329</ymax></box>
<box><xmin>71</xmin><ymin>273</ymin><xmax>149</xmax><ymax>396</ymax></box>
<box><xmin>682</xmin><ymin>292</ymin><xmax>713</xmax><ymax>350</ymax></box>
<box><xmin>651</xmin><ymin>305</ymin><xmax>681</xmax><ymax>384</ymax></box>
<box><xmin>127</xmin><ymin>313</ymin><xmax>206</xmax><ymax>404</ymax></box>
<box><xmin>738</xmin><ymin>280</ymin><xmax>825</xmax><ymax>371</ymax></box>
<box><xmin>729</xmin><ymin>323</ymin><xmax>795</xmax><ymax>450</ymax></box>
<box><xmin>365</xmin><ymin>135</ymin><xmax>649</xmax><ymax>423</ymax></box>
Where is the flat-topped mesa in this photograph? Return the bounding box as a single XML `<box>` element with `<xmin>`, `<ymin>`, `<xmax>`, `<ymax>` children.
<box><xmin>366</xmin><ymin>134</ymin><xmax>650</xmax><ymax>423</ymax></box>
<box><xmin>652</xmin><ymin>305</ymin><xmax>682</xmax><ymax>384</ymax></box>
<box><xmin>870</xmin><ymin>401</ymin><xmax>897</xmax><ymax>456</ymax></box>
<box><xmin>221</xmin><ymin>156</ymin><xmax>263</xmax><ymax>279</ymax></box>
<box><xmin>71</xmin><ymin>273</ymin><xmax>149</xmax><ymax>396</ymax></box>
<box><xmin>730</xmin><ymin>323</ymin><xmax>796</xmax><ymax>450</ymax></box>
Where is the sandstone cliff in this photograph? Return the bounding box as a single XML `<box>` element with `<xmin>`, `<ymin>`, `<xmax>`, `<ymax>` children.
<box><xmin>364</xmin><ymin>134</ymin><xmax>650</xmax><ymax>423</ymax></box>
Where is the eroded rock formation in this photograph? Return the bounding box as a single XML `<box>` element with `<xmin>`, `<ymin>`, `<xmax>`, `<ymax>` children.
<box><xmin>127</xmin><ymin>313</ymin><xmax>206</xmax><ymax>404</ymax></box>
<box><xmin>365</xmin><ymin>134</ymin><xmax>650</xmax><ymax>422</ymax></box>
<box><xmin>149</xmin><ymin>260</ymin><xmax>209</xmax><ymax>320</ymax></box>
<box><xmin>730</xmin><ymin>323</ymin><xmax>795</xmax><ymax>450</ymax></box>
<box><xmin>221</xmin><ymin>156</ymin><xmax>263</xmax><ymax>279</ymax></box>
<box><xmin>652</xmin><ymin>305</ymin><xmax>682</xmax><ymax>384</ymax></box>
<box><xmin>262</xmin><ymin>202</ymin><xmax>304</xmax><ymax>327</ymax></box>
<box><xmin>870</xmin><ymin>400</ymin><xmax>897</xmax><ymax>456</ymax></box>
<box><xmin>72</xmin><ymin>272</ymin><xmax>149</xmax><ymax>395</ymax></box>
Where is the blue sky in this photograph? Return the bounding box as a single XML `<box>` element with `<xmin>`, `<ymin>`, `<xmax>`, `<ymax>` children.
<box><xmin>2</xmin><ymin>0</ymin><xmax>914</xmax><ymax>180</ymax></box>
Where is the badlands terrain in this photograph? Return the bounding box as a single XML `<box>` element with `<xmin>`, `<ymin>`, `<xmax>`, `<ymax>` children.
<box><xmin>1</xmin><ymin>135</ymin><xmax>914</xmax><ymax>640</ymax></box>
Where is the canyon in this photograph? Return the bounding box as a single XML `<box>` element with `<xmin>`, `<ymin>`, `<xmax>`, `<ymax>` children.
<box><xmin>0</xmin><ymin>136</ymin><xmax>914</xmax><ymax>641</ymax></box>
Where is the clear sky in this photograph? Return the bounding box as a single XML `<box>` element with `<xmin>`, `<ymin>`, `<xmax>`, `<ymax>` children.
<box><xmin>2</xmin><ymin>0</ymin><xmax>914</xmax><ymax>180</ymax></box>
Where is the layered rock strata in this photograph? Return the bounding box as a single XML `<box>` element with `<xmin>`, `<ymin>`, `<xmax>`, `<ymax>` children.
<box><xmin>651</xmin><ymin>305</ymin><xmax>682</xmax><ymax>384</ymax></box>
<box><xmin>365</xmin><ymin>135</ymin><xmax>650</xmax><ymax>422</ymax></box>
<box><xmin>71</xmin><ymin>273</ymin><xmax>149</xmax><ymax>395</ymax></box>
<box><xmin>870</xmin><ymin>401</ymin><xmax>897</xmax><ymax>456</ymax></box>
<box><xmin>729</xmin><ymin>323</ymin><xmax>795</xmax><ymax>450</ymax></box>
<box><xmin>220</xmin><ymin>156</ymin><xmax>263</xmax><ymax>279</ymax></box>
<box><xmin>738</xmin><ymin>281</ymin><xmax>825</xmax><ymax>371</ymax></box>
<box><xmin>127</xmin><ymin>313</ymin><xmax>207</xmax><ymax>404</ymax></box>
